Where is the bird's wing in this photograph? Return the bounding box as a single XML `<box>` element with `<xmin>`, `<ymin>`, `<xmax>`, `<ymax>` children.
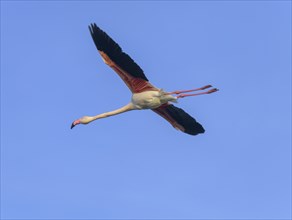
<box><xmin>89</xmin><ymin>23</ymin><xmax>158</xmax><ymax>93</ymax></box>
<box><xmin>152</xmin><ymin>103</ymin><xmax>205</xmax><ymax>135</ymax></box>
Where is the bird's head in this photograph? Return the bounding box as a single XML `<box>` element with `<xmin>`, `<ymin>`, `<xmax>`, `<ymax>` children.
<box><xmin>71</xmin><ymin>116</ymin><xmax>93</xmax><ymax>129</ymax></box>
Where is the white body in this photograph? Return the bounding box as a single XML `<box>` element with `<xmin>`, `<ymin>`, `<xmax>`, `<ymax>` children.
<box><xmin>131</xmin><ymin>90</ymin><xmax>177</xmax><ymax>110</ymax></box>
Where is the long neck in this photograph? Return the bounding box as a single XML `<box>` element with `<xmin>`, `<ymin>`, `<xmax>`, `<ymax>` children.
<box><xmin>90</xmin><ymin>103</ymin><xmax>135</xmax><ymax>122</ymax></box>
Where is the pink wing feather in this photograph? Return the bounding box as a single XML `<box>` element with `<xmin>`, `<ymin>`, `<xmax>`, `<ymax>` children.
<box><xmin>89</xmin><ymin>23</ymin><xmax>158</xmax><ymax>93</ymax></box>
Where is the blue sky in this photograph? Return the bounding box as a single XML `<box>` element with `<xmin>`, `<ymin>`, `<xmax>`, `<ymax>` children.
<box><xmin>1</xmin><ymin>1</ymin><xmax>291</xmax><ymax>219</ymax></box>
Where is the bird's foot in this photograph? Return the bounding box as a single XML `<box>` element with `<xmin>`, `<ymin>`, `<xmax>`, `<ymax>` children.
<box><xmin>207</xmin><ymin>88</ymin><xmax>219</xmax><ymax>94</ymax></box>
<box><xmin>201</xmin><ymin>85</ymin><xmax>212</xmax><ymax>90</ymax></box>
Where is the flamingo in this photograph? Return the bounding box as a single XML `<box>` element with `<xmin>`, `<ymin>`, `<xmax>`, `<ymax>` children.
<box><xmin>71</xmin><ymin>23</ymin><xmax>218</xmax><ymax>135</ymax></box>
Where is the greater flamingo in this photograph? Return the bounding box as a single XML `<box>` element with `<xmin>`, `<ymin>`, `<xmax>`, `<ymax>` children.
<box><xmin>71</xmin><ymin>23</ymin><xmax>218</xmax><ymax>135</ymax></box>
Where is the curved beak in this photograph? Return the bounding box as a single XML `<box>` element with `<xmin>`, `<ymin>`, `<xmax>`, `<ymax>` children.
<box><xmin>71</xmin><ymin>119</ymin><xmax>80</xmax><ymax>129</ymax></box>
<box><xmin>71</xmin><ymin>122</ymin><xmax>75</xmax><ymax>129</ymax></box>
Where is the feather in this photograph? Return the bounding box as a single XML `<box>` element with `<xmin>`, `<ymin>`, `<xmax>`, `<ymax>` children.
<box><xmin>153</xmin><ymin>104</ymin><xmax>205</xmax><ymax>135</ymax></box>
<box><xmin>89</xmin><ymin>23</ymin><xmax>148</xmax><ymax>81</ymax></box>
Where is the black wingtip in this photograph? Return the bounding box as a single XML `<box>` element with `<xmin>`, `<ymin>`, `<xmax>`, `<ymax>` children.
<box><xmin>165</xmin><ymin>105</ymin><xmax>205</xmax><ymax>135</ymax></box>
<box><xmin>88</xmin><ymin>23</ymin><xmax>95</xmax><ymax>34</ymax></box>
<box><xmin>88</xmin><ymin>23</ymin><xmax>149</xmax><ymax>81</ymax></box>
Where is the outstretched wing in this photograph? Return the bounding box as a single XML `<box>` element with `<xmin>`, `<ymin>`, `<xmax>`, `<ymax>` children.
<box><xmin>152</xmin><ymin>104</ymin><xmax>205</xmax><ymax>135</ymax></box>
<box><xmin>89</xmin><ymin>23</ymin><xmax>158</xmax><ymax>93</ymax></box>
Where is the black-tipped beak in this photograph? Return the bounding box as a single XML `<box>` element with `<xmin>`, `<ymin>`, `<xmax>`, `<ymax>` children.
<box><xmin>71</xmin><ymin>122</ymin><xmax>75</xmax><ymax>129</ymax></box>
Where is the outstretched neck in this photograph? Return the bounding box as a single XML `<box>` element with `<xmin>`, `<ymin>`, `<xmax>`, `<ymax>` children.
<box><xmin>91</xmin><ymin>103</ymin><xmax>135</xmax><ymax>122</ymax></box>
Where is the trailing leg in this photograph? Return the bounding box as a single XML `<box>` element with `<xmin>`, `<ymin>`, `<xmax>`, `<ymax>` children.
<box><xmin>167</xmin><ymin>85</ymin><xmax>212</xmax><ymax>95</ymax></box>
<box><xmin>177</xmin><ymin>88</ymin><xmax>219</xmax><ymax>99</ymax></box>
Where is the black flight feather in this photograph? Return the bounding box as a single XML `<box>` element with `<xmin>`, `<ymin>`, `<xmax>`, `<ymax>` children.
<box><xmin>165</xmin><ymin>104</ymin><xmax>205</xmax><ymax>135</ymax></box>
<box><xmin>89</xmin><ymin>23</ymin><xmax>148</xmax><ymax>81</ymax></box>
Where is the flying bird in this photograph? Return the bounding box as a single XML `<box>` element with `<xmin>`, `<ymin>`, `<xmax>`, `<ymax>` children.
<box><xmin>71</xmin><ymin>23</ymin><xmax>218</xmax><ymax>135</ymax></box>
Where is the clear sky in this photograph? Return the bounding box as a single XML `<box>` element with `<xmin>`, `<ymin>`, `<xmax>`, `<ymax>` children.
<box><xmin>1</xmin><ymin>1</ymin><xmax>291</xmax><ymax>219</ymax></box>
